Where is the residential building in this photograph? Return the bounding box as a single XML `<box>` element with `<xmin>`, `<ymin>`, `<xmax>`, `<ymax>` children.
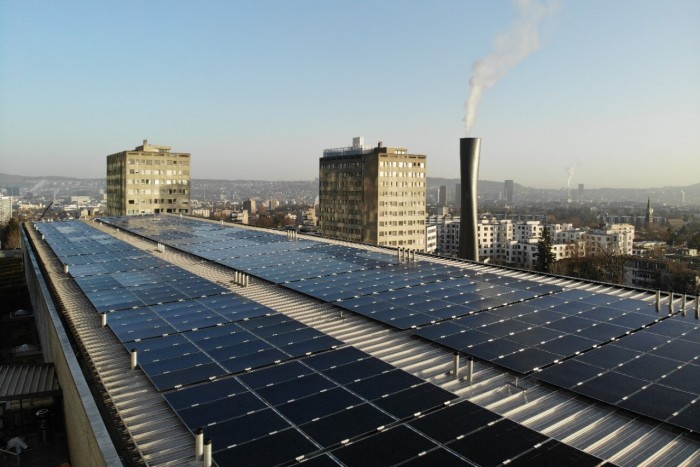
<box><xmin>504</xmin><ymin>179</ymin><xmax>514</xmax><ymax>203</ymax></box>
<box><xmin>425</xmin><ymin>224</ymin><xmax>437</xmax><ymax>254</ymax></box>
<box><xmin>242</xmin><ymin>199</ymin><xmax>257</xmax><ymax>214</ymax></box>
<box><xmin>584</xmin><ymin>223</ymin><xmax>635</xmax><ymax>256</ymax></box>
<box><xmin>319</xmin><ymin>137</ymin><xmax>427</xmax><ymax>250</ymax></box>
<box><xmin>0</xmin><ymin>195</ymin><xmax>12</xmax><ymax>223</ymax></box>
<box><xmin>106</xmin><ymin>140</ymin><xmax>191</xmax><ymax>216</ymax></box>
<box><xmin>434</xmin><ymin>218</ymin><xmax>632</xmax><ymax>270</ymax></box>
<box><xmin>230</xmin><ymin>210</ymin><xmax>249</xmax><ymax>224</ymax></box>
<box><xmin>438</xmin><ymin>185</ymin><xmax>447</xmax><ymax>207</ymax></box>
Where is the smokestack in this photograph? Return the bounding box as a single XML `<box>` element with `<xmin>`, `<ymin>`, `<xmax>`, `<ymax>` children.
<box><xmin>459</xmin><ymin>138</ymin><xmax>480</xmax><ymax>261</ymax></box>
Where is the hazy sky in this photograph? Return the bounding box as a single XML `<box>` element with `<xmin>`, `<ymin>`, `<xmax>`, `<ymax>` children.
<box><xmin>1</xmin><ymin>1</ymin><xmax>698</xmax><ymax>188</ymax></box>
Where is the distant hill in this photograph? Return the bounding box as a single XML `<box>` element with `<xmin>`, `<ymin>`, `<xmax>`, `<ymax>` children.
<box><xmin>427</xmin><ymin>177</ymin><xmax>700</xmax><ymax>205</ymax></box>
<box><xmin>1</xmin><ymin>172</ymin><xmax>698</xmax><ymax>205</ymax></box>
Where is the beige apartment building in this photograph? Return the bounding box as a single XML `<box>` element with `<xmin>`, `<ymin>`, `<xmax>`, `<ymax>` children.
<box><xmin>319</xmin><ymin>137</ymin><xmax>427</xmax><ymax>250</ymax></box>
<box><xmin>106</xmin><ymin>140</ymin><xmax>191</xmax><ymax>216</ymax></box>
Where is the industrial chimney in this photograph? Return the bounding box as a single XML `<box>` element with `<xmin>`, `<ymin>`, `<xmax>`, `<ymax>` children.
<box><xmin>459</xmin><ymin>138</ymin><xmax>480</xmax><ymax>261</ymax></box>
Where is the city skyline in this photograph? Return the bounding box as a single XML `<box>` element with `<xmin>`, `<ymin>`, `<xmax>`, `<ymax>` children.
<box><xmin>1</xmin><ymin>1</ymin><xmax>698</xmax><ymax>189</ymax></box>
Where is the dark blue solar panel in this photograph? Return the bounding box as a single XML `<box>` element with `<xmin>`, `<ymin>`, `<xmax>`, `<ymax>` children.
<box><xmin>177</xmin><ymin>390</ymin><xmax>266</xmax><ymax>429</ymax></box>
<box><xmin>372</xmin><ymin>383</ymin><xmax>458</xmax><ymax>419</ymax></box>
<box><xmin>86</xmin><ymin>217</ymin><xmax>700</xmax><ymax>440</ymax></box>
<box><xmin>408</xmin><ymin>400</ymin><xmax>501</xmax><ymax>442</ymax></box>
<box><xmin>447</xmin><ymin>419</ymin><xmax>548</xmax><ymax>466</ymax></box>
<box><xmin>299</xmin><ymin>403</ymin><xmax>394</xmax><ymax>448</ymax></box>
<box><xmin>164</xmin><ymin>378</ymin><xmax>248</xmax><ymax>410</ymax></box>
<box><xmin>329</xmin><ymin>425</ymin><xmax>437</xmax><ymax>466</ymax></box>
<box><xmin>276</xmin><ymin>387</ymin><xmax>362</xmax><ymax>425</ymax></box>
<box><xmin>204</xmin><ymin>408</ymin><xmax>291</xmax><ymax>448</ymax></box>
<box><xmin>213</xmin><ymin>428</ymin><xmax>319</xmax><ymax>467</ymax></box>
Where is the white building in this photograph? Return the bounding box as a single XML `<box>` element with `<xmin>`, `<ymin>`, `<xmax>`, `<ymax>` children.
<box><xmin>231</xmin><ymin>211</ymin><xmax>249</xmax><ymax>225</ymax></box>
<box><xmin>425</xmin><ymin>224</ymin><xmax>437</xmax><ymax>254</ymax></box>
<box><xmin>0</xmin><ymin>195</ymin><xmax>12</xmax><ymax>224</ymax></box>
<box><xmin>433</xmin><ymin>217</ymin><xmax>632</xmax><ymax>269</ymax></box>
<box><xmin>584</xmin><ymin>224</ymin><xmax>635</xmax><ymax>256</ymax></box>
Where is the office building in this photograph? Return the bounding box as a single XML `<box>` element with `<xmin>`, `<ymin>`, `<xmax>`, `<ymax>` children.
<box><xmin>319</xmin><ymin>137</ymin><xmax>427</xmax><ymax>250</ymax></box>
<box><xmin>504</xmin><ymin>179</ymin><xmax>514</xmax><ymax>203</ymax></box>
<box><xmin>106</xmin><ymin>140</ymin><xmax>191</xmax><ymax>216</ymax></box>
<box><xmin>21</xmin><ymin>215</ymin><xmax>700</xmax><ymax>465</ymax></box>
<box><xmin>438</xmin><ymin>185</ymin><xmax>447</xmax><ymax>207</ymax></box>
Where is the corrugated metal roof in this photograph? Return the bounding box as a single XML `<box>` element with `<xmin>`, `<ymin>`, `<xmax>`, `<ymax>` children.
<box><xmin>0</xmin><ymin>364</ymin><xmax>60</xmax><ymax>400</ymax></box>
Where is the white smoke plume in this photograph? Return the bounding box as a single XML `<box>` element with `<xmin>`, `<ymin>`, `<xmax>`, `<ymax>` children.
<box><xmin>464</xmin><ymin>0</ymin><xmax>557</xmax><ymax>133</ymax></box>
<box><xmin>566</xmin><ymin>163</ymin><xmax>576</xmax><ymax>189</ymax></box>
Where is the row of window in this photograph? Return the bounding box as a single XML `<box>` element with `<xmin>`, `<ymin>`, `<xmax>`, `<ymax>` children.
<box><xmin>380</xmin><ymin>182</ymin><xmax>425</xmax><ymax>188</ymax></box>
<box><xmin>379</xmin><ymin>220</ymin><xmax>425</xmax><ymax>227</ymax></box>
<box><xmin>128</xmin><ymin>169</ymin><xmax>189</xmax><ymax>176</ymax></box>
<box><xmin>127</xmin><ymin>189</ymin><xmax>189</xmax><ymax>195</ymax></box>
<box><xmin>379</xmin><ymin>200</ymin><xmax>424</xmax><ymax>207</ymax></box>
<box><xmin>378</xmin><ymin>230</ymin><xmax>424</xmax><ymax>237</ymax></box>
<box><xmin>128</xmin><ymin>159</ymin><xmax>189</xmax><ymax>166</ymax></box>
<box><xmin>378</xmin><ymin>171</ymin><xmax>425</xmax><ymax>178</ymax></box>
<box><xmin>126</xmin><ymin>208</ymin><xmax>189</xmax><ymax>215</ymax></box>
<box><xmin>126</xmin><ymin>179</ymin><xmax>189</xmax><ymax>185</ymax></box>
<box><xmin>320</xmin><ymin>162</ymin><xmax>361</xmax><ymax>170</ymax></box>
<box><xmin>378</xmin><ymin>161</ymin><xmax>424</xmax><ymax>168</ymax></box>
<box><xmin>380</xmin><ymin>191</ymin><xmax>426</xmax><ymax>197</ymax></box>
<box><xmin>127</xmin><ymin>199</ymin><xmax>189</xmax><ymax>205</ymax></box>
<box><xmin>378</xmin><ymin>238</ymin><xmax>424</xmax><ymax>246</ymax></box>
<box><xmin>379</xmin><ymin>210</ymin><xmax>425</xmax><ymax>216</ymax></box>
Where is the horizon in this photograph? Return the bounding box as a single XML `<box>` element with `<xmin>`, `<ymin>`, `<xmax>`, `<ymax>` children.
<box><xmin>1</xmin><ymin>1</ymin><xmax>698</xmax><ymax>188</ymax></box>
<box><xmin>1</xmin><ymin>170</ymin><xmax>697</xmax><ymax>193</ymax></box>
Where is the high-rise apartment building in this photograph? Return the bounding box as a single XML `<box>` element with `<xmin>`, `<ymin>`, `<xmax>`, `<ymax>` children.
<box><xmin>319</xmin><ymin>137</ymin><xmax>427</xmax><ymax>249</ymax></box>
<box><xmin>504</xmin><ymin>179</ymin><xmax>514</xmax><ymax>203</ymax></box>
<box><xmin>438</xmin><ymin>185</ymin><xmax>447</xmax><ymax>207</ymax></box>
<box><xmin>106</xmin><ymin>140</ymin><xmax>191</xmax><ymax>216</ymax></box>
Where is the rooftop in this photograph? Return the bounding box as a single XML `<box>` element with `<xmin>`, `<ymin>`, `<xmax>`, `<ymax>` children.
<box><xmin>25</xmin><ymin>215</ymin><xmax>700</xmax><ymax>466</ymax></box>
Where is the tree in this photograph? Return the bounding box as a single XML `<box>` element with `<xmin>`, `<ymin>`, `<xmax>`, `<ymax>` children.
<box><xmin>535</xmin><ymin>227</ymin><xmax>556</xmax><ymax>273</ymax></box>
<box><xmin>1</xmin><ymin>218</ymin><xmax>21</xmax><ymax>249</ymax></box>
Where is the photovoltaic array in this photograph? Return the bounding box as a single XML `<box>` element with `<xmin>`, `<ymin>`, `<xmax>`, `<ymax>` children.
<box><xmin>101</xmin><ymin>216</ymin><xmax>700</xmax><ymax>434</ymax></box>
<box><xmin>37</xmin><ymin>220</ymin><xmax>605</xmax><ymax>465</ymax></box>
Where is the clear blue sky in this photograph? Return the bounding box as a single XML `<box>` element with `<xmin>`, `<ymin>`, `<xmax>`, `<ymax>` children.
<box><xmin>1</xmin><ymin>0</ymin><xmax>698</xmax><ymax>188</ymax></box>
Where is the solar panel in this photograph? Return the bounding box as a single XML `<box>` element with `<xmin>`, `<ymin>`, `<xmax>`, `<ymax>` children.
<box><xmin>275</xmin><ymin>387</ymin><xmax>362</xmax><ymax>425</ymax></box>
<box><xmin>372</xmin><ymin>383</ymin><xmax>458</xmax><ymax>419</ymax></box>
<box><xmin>176</xmin><ymin>390</ymin><xmax>266</xmax><ymax>429</ymax></box>
<box><xmin>214</xmin><ymin>428</ymin><xmax>319</xmax><ymax>467</ymax></box>
<box><xmin>86</xmin><ymin>216</ymin><xmax>700</xmax><ymax>449</ymax></box>
<box><xmin>505</xmin><ymin>440</ymin><xmax>603</xmax><ymax>466</ymax></box>
<box><xmin>299</xmin><ymin>403</ymin><xmax>394</xmax><ymax>449</ymax></box>
<box><xmin>164</xmin><ymin>377</ymin><xmax>248</xmax><ymax>410</ymax></box>
<box><xmin>203</xmin><ymin>408</ymin><xmax>291</xmax><ymax>449</ymax></box>
<box><xmin>329</xmin><ymin>425</ymin><xmax>437</xmax><ymax>466</ymax></box>
<box><xmin>408</xmin><ymin>400</ymin><xmax>501</xmax><ymax>442</ymax></box>
<box><xmin>447</xmin><ymin>419</ymin><xmax>548</xmax><ymax>466</ymax></box>
<box><xmin>255</xmin><ymin>373</ymin><xmax>336</xmax><ymax>406</ymax></box>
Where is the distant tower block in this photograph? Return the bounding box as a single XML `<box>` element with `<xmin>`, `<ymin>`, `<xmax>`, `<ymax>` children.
<box><xmin>454</xmin><ymin>183</ymin><xmax>461</xmax><ymax>206</ymax></box>
<box><xmin>459</xmin><ymin>138</ymin><xmax>480</xmax><ymax>261</ymax></box>
<box><xmin>438</xmin><ymin>185</ymin><xmax>447</xmax><ymax>207</ymax></box>
<box><xmin>504</xmin><ymin>179</ymin><xmax>514</xmax><ymax>203</ymax></box>
<box><xmin>578</xmin><ymin>183</ymin><xmax>584</xmax><ymax>198</ymax></box>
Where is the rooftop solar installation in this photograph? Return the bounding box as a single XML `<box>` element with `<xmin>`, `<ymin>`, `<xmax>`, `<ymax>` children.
<box><xmin>35</xmin><ymin>218</ymin><xmax>614</xmax><ymax>465</ymax></box>
<box><xmin>96</xmin><ymin>215</ymin><xmax>700</xmax><ymax>439</ymax></box>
